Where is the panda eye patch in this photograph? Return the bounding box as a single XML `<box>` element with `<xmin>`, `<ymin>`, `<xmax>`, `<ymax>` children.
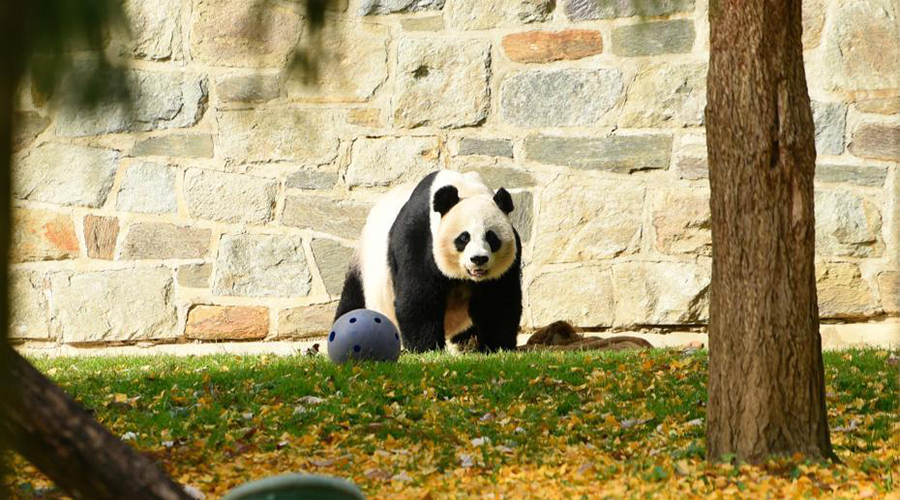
<box><xmin>486</xmin><ymin>231</ymin><xmax>501</xmax><ymax>252</ymax></box>
<box><xmin>454</xmin><ymin>232</ymin><xmax>470</xmax><ymax>252</ymax></box>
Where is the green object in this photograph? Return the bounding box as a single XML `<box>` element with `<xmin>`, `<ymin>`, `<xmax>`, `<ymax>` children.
<box><xmin>222</xmin><ymin>474</ymin><xmax>366</xmax><ymax>500</ymax></box>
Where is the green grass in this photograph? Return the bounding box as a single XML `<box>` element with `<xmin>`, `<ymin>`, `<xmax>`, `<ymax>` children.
<box><xmin>11</xmin><ymin>348</ymin><xmax>900</xmax><ymax>499</ymax></box>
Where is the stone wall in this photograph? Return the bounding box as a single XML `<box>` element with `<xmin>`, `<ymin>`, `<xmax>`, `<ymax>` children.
<box><xmin>11</xmin><ymin>0</ymin><xmax>900</xmax><ymax>347</ymax></box>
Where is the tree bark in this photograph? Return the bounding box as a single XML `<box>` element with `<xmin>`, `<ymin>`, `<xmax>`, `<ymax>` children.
<box><xmin>705</xmin><ymin>0</ymin><xmax>832</xmax><ymax>463</ymax></box>
<box><xmin>1</xmin><ymin>347</ymin><xmax>194</xmax><ymax>500</ymax></box>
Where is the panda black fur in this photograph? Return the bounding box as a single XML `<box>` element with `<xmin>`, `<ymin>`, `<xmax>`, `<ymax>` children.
<box><xmin>335</xmin><ymin>170</ymin><xmax>522</xmax><ymax>353</ymax></box>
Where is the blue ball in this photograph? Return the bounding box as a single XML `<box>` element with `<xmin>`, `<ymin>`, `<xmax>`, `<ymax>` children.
<box><xmin>328</xmin><ymin>309</ymin><xmax>401</xmax><ymax>363</ymax></box>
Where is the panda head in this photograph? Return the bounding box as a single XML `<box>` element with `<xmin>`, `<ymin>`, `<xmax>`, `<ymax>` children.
<box><xmin>431</xmin><ymin>185</ymin><xmax>517</xmax><ymax>282</ymax></box>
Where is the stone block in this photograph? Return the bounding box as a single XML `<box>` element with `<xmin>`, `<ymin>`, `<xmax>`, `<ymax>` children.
<box><xmin>400</xmin><ymin>16</ymin><xmax>444</xmax><ymax>31</ymax></box>
<box><xmin>877</xmin><ymin>272</ymin><xmax>899</xmax><ymax>314</ymax></box>
<box><xmin>185</xmin><ymin>305</ymin><xmax>269</xmax><ymax>340</ymax></box>
<box><xmin>347</xmin><ymin>108</ymin><xmax>382</xmax><ymax>127</ymax></box>
<box><xmin>510</xmin><ymin>191</ymin><xmax>533</xmax><ymax>243</ymax></box>
<box><xmin>612</xmin><ymin>261</ymin><xmax>710</xmax><ymax>326</ymax></box>
<box><xmin>50</xmin><ymin>267</ymin><xmax>177</xmax><ymax>343</ymax></box>
<box><xmin>503</xmin><ymin>30</ymin><xmax>602</xmax><ymax>63</ymax></box>
<box><xmin>346</xmin><ymin>136</ymin><xmax>441</xmax><ymax>187</ymax></box>
<box><xmin>286</xmin><ymin>23</ymin><xmax>388</xmax><ymax>102</ymax></box>
<box><xmin>460</xmin><ymin>166</ymin><xmax>535</xmax><ymax>190</ymax></box>
<box><xmin>652</xmin><ymin>190</ymin><xmax>711</xmax><ymax>256</ymax></box>
<box><xmin>191</xmin><ymin>0</ymin><xmax>301</xmax><ymax>68</ymax></box>
<box><xmin>116</xmin><ymin>162</ymin><xmax>177</xmax><ymax>214</ymax></box>
<box><xmin>84</xmin><ymin>215</ymin><xmax>119</xmax><ymax>260</ymax></box>
<box><xmin>619</xmin><ymin>63</ymin><xmax>706</xmax><ymax>128</ymax></box>
<box><xmin>120</xmin><ymin>222</ymin><xmax>211</xmax><ymax>260</ymax></box>
<box><xmin>816</xmin><ymin>262</ymin><xmax>878</xmax><ymax>318</ymax></box>
<box><xmin>855</xmin><ymin>97</ymin><xmax>900</xmax><ymax>115</ymax></box>
<box><xmin>815</xmin><ymin>164</ymin><xmax>887</xmax><ymax>187</ymax></box>
<box><xmin>802</xmin><ymin>0</ymin><xmax>825</xmax><ymax>48</ymax></box>
<box><xmin>535</xmin><ymin>176</ymin><xmax>644</xmax><ymax>264</ymax></box>
<box><xmin>501</xmin><ymin>69</ymin><xmax>623</xmax><ymax>127</ymax></box>
<box><xmin>359</xmin><ymin>0</ymin><xmax>444</xmax><ymax>15</ymax></box>
<box><xmin>10</xmin><ymin>270</ymin><xmax>49</xmax><ymax>340</ymax></box>
<box><xmin>216</xmin><ymin>73</ymin><xmax>282</xmax><ymax>104</ymax></box>
<box><xmin>131</xmin><ymin>134</ymin><xmax>214</xmax><ymax>158</ymax></box>
<box><xmin>611</xmin><ymin>19</ymin><xmax>695</xmax><ymax>57</ymax></box>
<box><xmin>14</xmin><ymin>143</ymin><xmax>119</xmax><ymax>208</ymax></box>
<box><xmin>457</xmin><ymin>138</ymin><xmax>514</xmax><ymax>158</ymax></box>
<box><xmin>524</xmin><ymin>135</ymin><xmax>672</xmax><ymax>173</ymax></box>
<box><xmin>278</xmin><ymin>303</ymin><xmax>336</xmax><ymax>339</ymax></box>
<box><xmin>848</xmin><ymin>124</ymin><xmax>900</xmax><ymax>161</ymax></box>
<box><xmin>815</xmin><ymin>190</ymin><xmax>882</xmax><ymax>258</ymax></box>
<box><xmin>311</xmin><ymin>239</ymin><xmax>354</xmax><ymax>296</ymax></box>
<box><xmin>811</xmin><ymin>101</ymin><xmax>847</xmax><ymax>155</ymax></box>
<box><xmin>674</xmin><ymin>156</ymin><xmax>708</xmax><ymax>180</ymax></box>
<box><xmin>13</xmin><ymin>112</ymin><xmax>49</xmax><ymax>149</ymax></box>
<box><xmin>216</xmin><ymin>108</ymin><xmax>340</xmax><ymax>164</ymax></box>
<box><xmin>564</xmin><ymin>0</ymin><xmax>694</xmax><ymax>20</ymax></box>
<box><xmin>445</xmin><ymin>0</ymin><xmax>554</xmax><ymax>30</ymax></box>
<box><xmin>394</xmin><ymin>39</ymin><xmax>491</xmax><ymax>129</ymax></box>
<box><xmin>177</xmin><ymin>263</ymin><xmax>213</xmax><ymax>288</ymax></box>
<box><xmin>213</xmin><ymin>233</ymin><xmax>311</xmax><ymax>298</ymax></box>
<box><xmin>11</xmin><ymin>209</ymin><xmax>79</xmax><ymax>263</ymax></box>
<box><xmin>184</xmin><ymin>169</ymin><xmax>278</xmax><ymax>224</ymax></box>
<box><xmin>529</xmin><ymin>266</ymin><xmax>615</xmax><ymax>326</ymax></box>
<box><xmin>124</xmin><ymin>0</ymin><xmax>182</xmax><ymax>60</ymax></box>
<box><xmin>286</xmin><ymin>170</ymin><xmax>339</xmax><ymax>190</ymax></box>
<box><xmin>819</xmin><ymin>0</ymin><xmax>900</xmax><ymax>91</ymax></box>
<box><xmin>282</xmin><ymin>195</ymin><xmax>369</xmax><ymax>239</ymax></box>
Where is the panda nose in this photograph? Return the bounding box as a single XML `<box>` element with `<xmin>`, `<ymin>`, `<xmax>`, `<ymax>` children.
<box><xmin>470</xmin><ymin>255</ymin><xmax>488</xmax><ymax>266</ymax></box>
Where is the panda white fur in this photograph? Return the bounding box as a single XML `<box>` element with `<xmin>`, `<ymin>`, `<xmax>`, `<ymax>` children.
<box><xmin>335</xmin><ymin>170</ymin><xmax>522</xmax><ymax>352</ymax></box>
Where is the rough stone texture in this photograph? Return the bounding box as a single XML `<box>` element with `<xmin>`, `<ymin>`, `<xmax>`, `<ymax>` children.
<box><xmin>811</xmin><ymin>101</ymin><xmax>847</xmax><ymax>155</ymax></box>
<box><xmin>652</xmin><ymin>190</ymin><xmax>711</xmax><ymax>256</ymax></box>
<box><xmin>877</xmin><ymin>272</ymin><xmax>899</xmax><ymax>314</ymax></box>
<box><xmin>13</xmin><ymin>112</ymin><xmax>49</xmax><ymax>149</ymax></box>
<box><xmin>458</xmin><ymin>138</ymin><xmax>514</xmax><ymax>158</ymax></box>
<box><xmin>535</xmin><ymin>177</ymin><xmax>644</xmax><ymax>264</ymax></box>
<box><xmin>510</xmin><ymin>191</ymin><xmax>533</xmax><ymax>243</ymax></box>
<box><xmin>286</xmin><ymin>24</ymin><xmax>389</xmax><ymax>102</ymax></box>
<box><xmin>84</xmin><ymin>215</ymin><xmax>119</xmax><ymax>260</ymax></box>
<box><xmin>529</xmin><ymin>267</ymin><xmax>615</xmax><ymax>326</ymax></box>
<box><xmin>814</xmin><ymin>190</ymin><xmax>882</xmax><ymax>258</ymax></box>
<box><xmin>286</xmin><ymin>170</ymin><xmax>339</xmax><ymax>190</ymax></box>
<box><xmin>855</xmin><ymin>97</ymin><xmax>900</xmax><ymax>115</ymax></box>
<box><xmin>816</xmin><ymin>262</ymin><xmax>878</xmax><ymax>318</ymax></box>
<box><xmin>674</xmin><ymin>156</ymin><xmax>708</xmax><ymax>180</ymax></box>
<box><xmin>121</xmin><ymin>222</ymin><xmax>210</xmax><ymax>260</ymax></box>
<box><xmin>213</xmin><ymin>233</ymin><xmax>311</xmax><ymax>298</ymax></box>
<box><xmin>278</xmin><ymin>303</ymin><xmax>336</xmax><ymax>339</ymax></box>
<box><xmin>10</xmin><ymin>270</ymin><xmax>49</xmax><ymax>339</ymax></box>
<box><xmin>359</xmin><ymin>0</ymin><xmax>444</xmax><ymax>15</ymax></box>
<box><xmin>216</xmin><ymin>73</ymin><xmax>282</xmax><ymax>104</ymax></box>
<box><xmin>347</xmin><ymin>108</ymin><xmax>382</xmax><ymax>127</ymax></box>
<box><xmin>131</xmin><ymin>134</ymin><xmax>214</xmax><ymax>158</ymax></box>
<box><xmin>525</xmin><ymin>135</ymin><xmax>672</xmax><ymax>172</ymax></box>
<box><xmin>802</xmin><ymin>0</ymin><xmax>825</xmax><ymax>48</ymax></box>
<box><xmin>612</xmin><ymin>261</ymin><xmax>710</xmax><ymax>326</ymax></box>
<box><xmin>400</xmin><ymin>16</ymin><xmax>444</xmax><ymax>31</ymax></box>
<box><xmin>191</xmin><ymin>0</ymin><xmax>301</xmax><ymax>68</ymax></box>
<box><xmin>54</xmin><ymin>69</ymin><xmax>207</xmax><ymax>137</ymax></box>
<box><xmin>50</xmin><ymin>267</ymin><xmax>177</xmax><ymax>343</ymax></box>
<box><xmin>124</xmin><ymin>0</ymin><xmax>182</xmax><ymax>60</ymax></box>
<box><xmin>217</xmin><ymin>109</ymin><xmax>340</xmax><ymax>164</ymax></box>
<box><xmin>282</xmin><ymin>195</ymin><xmax>369</xmax><ymax>239</ymax></box>
<box><xmin>116</xmin><ymin>162</ymin><xmax>177</xmax><ymax>214</ymax></box>
<box><xmin>611</xmin><ymin>19</ymin><xmax>695</xmax><ymax>57</ymax></box>
<box><xmin>819</xmin><ymin>0</ymin><xmax>900</xmax><ymax>91</ymax></box>
<box><xmin>445</xmin><ymin>0</ymin><xmax>554</xmax><ymax>30</ymax></box>
<box><xmin>311</xmin><ymin>239</ymin><xmax>354</xmax><ymax>296</ymax></box>
<box><xmin>815</xmin><ymin>164</ymin><xmax>888</xmax><ymax>187</ymax></box>
<box><xmin>619</xmin><ymin>63</ymin><xmax>706</xmax><ymax>128</ymax></box>
<box><xmin>11</xmin><ymin>209</ymin><xmax>79</xmax><ymax>263</ymax></box>
<box><xmin>848</xmin><ymin>124</ymin><xmax>900</xmax><ymax>161</ymax></box>
<box><xmin>394</xmin><ymin>39</ymin><xmax>491</xmax><ymax>129</ymax></box>
<box><xmin>184</xmin><ymin>169</ymin><xmax>278</xmax><ymax>224</ymax></box>
<box><xmin>185</xmin><ymin>305</ymin><xmax>269</xmax><ymax>340</ymax></box>
<box><xmin>346</xmin><ymin>136</ymin><xmax>441</xmax><ymax>187</ymax></box>
<box><xmin>564</xmin><ymin>0</ymin><xmax>694</xmax><ymax>20</ymax></box>
<box><xmin>501</xmin><ymin>69</ymin><xmax>623</xmax><ymax>127</ymax></box>
<box><xmin>14</xmin><ymin>143</ymin><xmax>118</xmax><ymax>207</ymax></box>
<box><xmin>502</xmin><ymin>30</ymin><xmax>603</xmax><ymax>63</ymax></box>
<box><xmin>463</xmin><ymin>167</ymin><xmax>535</xmax><ymax>189</ymax></box>
<box><xmin>177</xmin><ymin>263</ymin><xmax>213</xmax><ymax>288</ymax></box>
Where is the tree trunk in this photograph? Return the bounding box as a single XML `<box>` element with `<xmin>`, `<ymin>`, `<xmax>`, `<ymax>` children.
<box><xmin>705</xmin><ymin>0</ymin><xmax>833</xmax><ymax>463</ymax></box>
<box><xmin>1</xmin><ymin>348</ymin><xmax>194</xmax><ymax>500</ymax></box>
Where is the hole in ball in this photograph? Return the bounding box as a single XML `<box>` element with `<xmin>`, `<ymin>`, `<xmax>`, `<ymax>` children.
<box><xmin>349</xmin><ymin>317</ymin><xmax>357</xmax><ymax>324</ymax></box>
<box><xmin>353</xmin><ymin>345</ymin><xmax>361</xmax><ymax>353</ymax></box>
<box><xmin>394</xmin><ymin>333</ymin><xmax>399</xmax><ymax>340</ymax></box>
<box><xmin>374</xmin><ymin>317</ymin><xmax>381</xmax><ymax>324</ymax></box>
<box><xmin>329</xmin><ymin>331</ymin><xmax>335</xmax><ymax>342</ymax></box>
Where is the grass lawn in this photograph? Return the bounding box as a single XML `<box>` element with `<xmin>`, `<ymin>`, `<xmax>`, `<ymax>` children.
<box><xmin>7</xmin><ymin>348</ymin><xmax>899</xmax><ymax>499</ymax></box>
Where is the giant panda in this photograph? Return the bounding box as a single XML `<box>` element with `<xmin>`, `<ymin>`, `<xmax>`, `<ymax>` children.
<box><xmin>335</xmin><ymin>170</ymin><xmax>522</xmax><ymax>353</ymax></box>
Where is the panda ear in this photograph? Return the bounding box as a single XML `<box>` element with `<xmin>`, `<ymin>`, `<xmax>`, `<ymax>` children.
<box><xmin>493</xmin><ymin>187</ymin><xmax>514</xmax><ymax>215</ymax></box>
<box><xmin>433</xmin><ymin>185</ymin><xmax>460</xmax><ymax>216</ymax></box>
